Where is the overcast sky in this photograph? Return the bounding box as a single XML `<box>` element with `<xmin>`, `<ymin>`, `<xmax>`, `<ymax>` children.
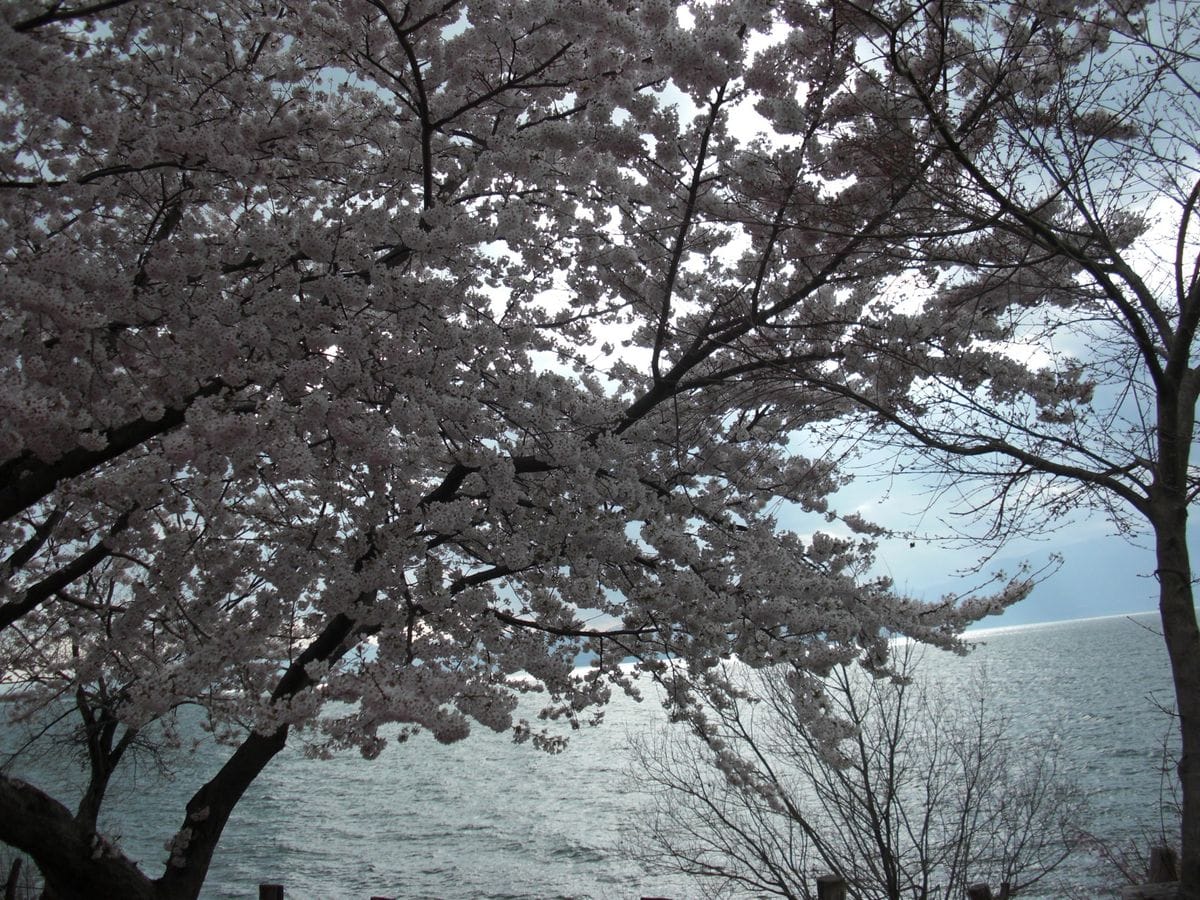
<box><xmin>816</xmin><ymin>470</ymin><xmax>1169</xmax><ymax>630</ymax></box>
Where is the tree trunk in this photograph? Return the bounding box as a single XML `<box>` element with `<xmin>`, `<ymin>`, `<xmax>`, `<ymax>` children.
<box><xmin>75</xmin><ymin>708</ymin><xmax>136</xmax><ymax>833</ymax></box>
<box><xmin>1</xmin><ymin>612</ymin><xmax>361</xmax><ymax>899</ymax></box>
<box><xmin>0</xmin><ymin>724</ymin><xmax>292</xmax><ymax>900</ymax></box>
<box><xmin>1152</xmin><ymin>503</ymin><xmax>1200</xmax><ymax>900</ymax></box>
<box><xmin>151</xmin><ymin>611</ymin><xmax>361</xmax><ymax>899</ymax></box>
<box><xmin>0</xmin><ymin>776</ymin><xmax>157</xmax><ymax>900</ymax></box>
<box><xmin>151</xmin><ymin>726</ymin><xmax>289</xmax><ymax>899</ymax></box>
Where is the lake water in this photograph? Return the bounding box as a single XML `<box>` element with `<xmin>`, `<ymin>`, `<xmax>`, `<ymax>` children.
<box><xmin>1</xmin><ymin>611</ymin><xmax>1179</xmax><ymax>899</ymax></box>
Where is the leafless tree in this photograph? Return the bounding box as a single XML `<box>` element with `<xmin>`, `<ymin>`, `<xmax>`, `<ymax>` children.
<box><xmin>629</xmin><ymin>647</ymin><xmax>1088</xmax><ymax>899</ymax></box>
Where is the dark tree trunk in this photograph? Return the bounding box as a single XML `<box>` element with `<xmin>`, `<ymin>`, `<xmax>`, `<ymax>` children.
<box><xmin>1</xmin><ymin>612</ymin><xmax>361</xmax><ymax>899</ymax></box>
<box><xmin>0</xmin><ymin>776</ymin><xmax>157</xmax><ymax>900</ymax></box>
<box><xmin>1</xmin><ymin>724</ymin><xmax>293</xmax><ymax>900</ymax></box>
<box><xmin>1152</xmin><ymin>361</ymin><xmax>1200</xmax><ymax>900</ymax></box>
<box><xmin>152</xmin><ymin>725</ymin><xmax>289</xmax><ymax>900</ymax></box>
<box><xmin>151</xmin><ymin>611</ymin><xmax>362</xmax><ymax>899</ymax></box>
<box><xmin>1154</xmin><ymin>503</ymin><xmax>1200</xmax><ymax>900</ymax></box>
<box><xmin>74</xmin><ymin>691</ymin><xmax>137</xmax><ymax>833</ymax></box>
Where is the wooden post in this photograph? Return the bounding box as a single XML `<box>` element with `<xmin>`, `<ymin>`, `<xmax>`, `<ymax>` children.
<box><xmin>816</xmin><ymin>874</ymin><xmax>847</xmax><ymax>900</ymax></box>
<box><xmin>967</xmin><ymin>885</ymin><xmax>994</xmax><ymax>900</ymax></box>
<box><xmin>1150</xmin><ymin>846</ymin><xmax>1179</xmax><ymax>883</ymax></box>
<box><xmin>258</xmin><ymin>885</ymin><xmax>284</xmax><ymax>900</ymax></box>
<box><xmin>4</xmin><ymin>858</ymin><xmax>22</xmax><ymax>900</ymax></box>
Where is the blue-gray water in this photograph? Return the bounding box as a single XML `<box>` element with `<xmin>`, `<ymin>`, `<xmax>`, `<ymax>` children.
<box><xmin>1</xmin><ymin>611</ymin><xmax>1179</xmax><ymax>898</ymax></box>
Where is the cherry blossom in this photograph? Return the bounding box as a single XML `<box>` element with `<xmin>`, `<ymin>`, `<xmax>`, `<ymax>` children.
<box><xmin>0</xmin><ymin>2</ymin><xmax>1067</xmax><ymax>897</ymax></box>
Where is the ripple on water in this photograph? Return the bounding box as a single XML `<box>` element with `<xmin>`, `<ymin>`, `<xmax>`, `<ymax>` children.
<box><xmin>0</xmin><ymin>612</ymin><xmax>1176</xmax><ymax>900</ymax></box>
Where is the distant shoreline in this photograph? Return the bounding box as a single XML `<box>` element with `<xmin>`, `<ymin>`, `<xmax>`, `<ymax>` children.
<box><xmin>964</xmin><ymin>607</ymin><xmax>1161</xmax><ymax>637</ymax></box>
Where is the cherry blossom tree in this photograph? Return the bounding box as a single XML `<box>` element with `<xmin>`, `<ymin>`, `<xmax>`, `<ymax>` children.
<box><xmin>743</xmin><ymin>0</ymin><xmax>1200</xmax><ymax>894</ymax></box>
<box><xmin>0</xmin><ymin>2</ymin><xmax>1034</xmax><ymax>897</ymax></box>
<box><xmin>0</xmin><ymin>1</ymin><xmax>1032</xmax><ymax>900</ymax></box>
